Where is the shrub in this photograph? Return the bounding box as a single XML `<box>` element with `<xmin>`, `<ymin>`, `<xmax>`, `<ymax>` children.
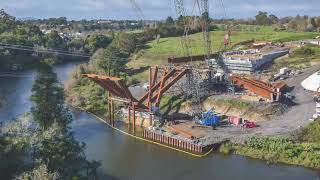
<box><xmin>219</xmin><ymin>143</ymin><xmax>233</xmax><ymax>155</ymax></box>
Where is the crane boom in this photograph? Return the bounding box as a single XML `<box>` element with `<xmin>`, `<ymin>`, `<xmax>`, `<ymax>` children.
<box><xmin>129</xmin><ymin>0</ymin><xmax>145</xmax><ymax>21</ymax></box>
<box><xmin>174</xmin><ymin>0</ymin><xmax>193</xmax><ymax>58</ymax></box>
<box><xmin>196</xmin><ymin>0</ymin><xmax>212</xmax><ymax>60</ymax></box>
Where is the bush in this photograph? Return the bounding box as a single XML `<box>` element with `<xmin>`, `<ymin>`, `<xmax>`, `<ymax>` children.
<box><xmin>293</xmin><ymin>46</ymin><xmax>316</xmax><ymax>57</ymax></box>
<box><xmin>235</xmin><ymin>137</ymin><xmax>320</xmax><ymax>169</ymax></box>
<box><xmin>298</xmin><ymin>119</ymin><xmax>320</xmax><ymax>143</ymax></box>
<box><xmin>219</xmin><ymin>143</ymin><xmax>233</xmax><ymax>155</ymax></box>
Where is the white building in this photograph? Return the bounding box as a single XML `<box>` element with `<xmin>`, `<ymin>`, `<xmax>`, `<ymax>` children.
<box><xmin>301</xmin><ymin>71</ymin><xmax>320</xmax><ymax>92</ymax></box>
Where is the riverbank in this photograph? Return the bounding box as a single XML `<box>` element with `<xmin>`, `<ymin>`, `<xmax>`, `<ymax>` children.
<box><xmin>219</xmin><ymin>120</ymin><xmax>320</xmax><ymax>170</ymax></box>
<box><xmin>75</xmin><ymin>103</ymin><xmax>320</xmax><ymax>170</ymax></box>
<box><xmin>71</xmin><ymin>105</ymin><xmax>214</xmax><ymax>157</ymax></box>
<box><xmin>72</xmin><ymin>100</ymin><xmax>320</xmax><ymax>170</ymax></box>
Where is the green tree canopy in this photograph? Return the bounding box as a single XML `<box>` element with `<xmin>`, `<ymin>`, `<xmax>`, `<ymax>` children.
<box><xmin>255</xmin><ymin>11</ymin><xmax>271</xmax><ymax>25</ymax></box>
<box><xmin>0</xmin><ymin>9</ymin><xmax>16</xmax><ymax>33</ymax></box>
<box><xmin>84</xmin><ymin>34</ymin><xmax>112</xmax><ymax>53</ymax></box>
<box><xmin>166</xmin><ymin>16</ymin><xmax>175</xmax><ymax>25</ymax></box>
<box><xmin>99</xmin><ymin>46</ymin><xmax>128</xmax><ymax>76</ymax></box>
<box><xmin>44</xmin><ymin>30</ymin><xmax>65</xmax><ymax>49</ymax></box>
<box><xmin>30</xmin><ymin>63</ymin><xmax>72</xmax><ymax>130</ymax></box>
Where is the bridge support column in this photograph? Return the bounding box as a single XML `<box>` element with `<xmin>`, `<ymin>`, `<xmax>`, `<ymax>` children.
<box><xmin>108</xmin><ymin>98</ymin><xmax>112</xmax><ymax>125</ymax></box>
<box><xmin>111</xmin><ymin>99</ymin><xmax>115</xmax><ymax>127</ymax></box>
<box><xmin>133</xmin><ymin>104</ymin><xmax>136</xmax><ymax>134</ymax></box>
<box><xmin>128</xmin><ymin>106</ymin><xmax>131</xmax><ymax>129</ymax></box>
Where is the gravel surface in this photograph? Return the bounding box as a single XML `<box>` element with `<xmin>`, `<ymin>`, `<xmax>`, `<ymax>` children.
<box><xmin>201</xmin><ymin>65</ymin><xmax>320</xmax><ymax>145</ymax></box>
<box><xmin>128</xmin><ymin>65</ymin><xmax>320</xmax><ymax>146</ymax></box>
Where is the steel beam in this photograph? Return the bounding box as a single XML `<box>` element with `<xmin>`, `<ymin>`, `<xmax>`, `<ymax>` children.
<box><xmin>139</xmin><ymin>69</ymin><xmax>177</xmax><ymax>103</ymax></box>
<box><xmin>153</xmin><ymin>69</ymin><xmax>188</xmax><ymax>104</ymax></box>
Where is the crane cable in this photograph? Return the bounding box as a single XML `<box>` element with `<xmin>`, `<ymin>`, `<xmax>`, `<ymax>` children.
<box><xmin>129</xmin><ymin>0</ymin><xmax>145</xmax><ymax>21</ymax></box>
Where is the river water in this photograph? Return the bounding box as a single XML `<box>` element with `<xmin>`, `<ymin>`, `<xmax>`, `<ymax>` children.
<box><xmin>0</xmin><ymin>62</ymin><xmax>319</xmax><ymax>180</ymax></box>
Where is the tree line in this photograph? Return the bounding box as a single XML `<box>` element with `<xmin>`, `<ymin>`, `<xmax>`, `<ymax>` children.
<box><xmin>213</xmin><ymin>11</ymin><xmax>320</xmax><ymax>32</ymax></box>
<box><xmin>0</xmin><ymin>9</ymin><xmax>113</xmax><ymax>71</ymax></box>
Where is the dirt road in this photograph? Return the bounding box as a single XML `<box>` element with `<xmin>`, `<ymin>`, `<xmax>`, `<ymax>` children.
<box><xmin>202</xmin><ymin>65</ymin><xmax>320</xmax><ymax>145</ymax></box>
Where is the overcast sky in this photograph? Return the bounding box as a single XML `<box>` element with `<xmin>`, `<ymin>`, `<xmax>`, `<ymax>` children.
<box><xmin>1</xmin><ymin>0</ymin><xmax>320</xmax><ymax>20</ymax></box>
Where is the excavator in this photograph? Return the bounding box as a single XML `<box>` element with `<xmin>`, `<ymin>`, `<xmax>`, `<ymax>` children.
<box><xmin>313</xmin><ymin>85</ymin><xmax>320</xmax><ymax>102</ymax></box>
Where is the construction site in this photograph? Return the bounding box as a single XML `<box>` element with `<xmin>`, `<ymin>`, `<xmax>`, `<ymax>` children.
<box><xmin>81</xmin><ymin>0</ymin><xmax>320</xmax><ymax>155</ymax></box>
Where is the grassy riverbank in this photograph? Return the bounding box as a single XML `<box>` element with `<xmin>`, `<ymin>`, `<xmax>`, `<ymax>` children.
<box><xmin>220</xmin><ymin>120</ymin><xmax>320</xmax><ymax>169</ymax></box>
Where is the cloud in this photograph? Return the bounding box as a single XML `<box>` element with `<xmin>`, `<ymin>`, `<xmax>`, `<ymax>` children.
<box><xmin>0</xmin><ymin>0</ymin><xmax>319</xmax><ymax>20</ymax></box>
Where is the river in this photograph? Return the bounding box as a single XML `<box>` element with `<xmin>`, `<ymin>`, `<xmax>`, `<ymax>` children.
<box><xmin>0</xmin><ymin>62</ymin><xmax>319</xmax><ymax>180</ymax></box>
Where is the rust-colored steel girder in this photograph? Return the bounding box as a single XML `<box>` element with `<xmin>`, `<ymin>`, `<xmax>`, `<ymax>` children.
<box><xmin>82</xmin><ymin>74</ymin><xmax>137</xmax><ymax>102</ymax></box>
<box><xmin>82</xmin><ymin>66</ymin><xmax>189</xmax><ymax>113</ymax></box>
<box><xmin>138</xmin><ymin>68</ymin><xmax>177</xmax><ymax>103</ymax></box>
<box><xmin>134</xmin><ymin>66</ymin><xmax>191</xmax><ymax>109</ymax></box>
<box><xmin>153</xmin><ymin>69</ymin><xmax>189</xmax><ymax>106</ymax></box>
<box><xmin>230</xmin><ymin>75</ymin><xmax>286</xmax><ymax>101</ymax></box>
<box><xmin>139</xmin><ymin>67</ymin><xmax>190</xmax><ymax>107</ymax></box>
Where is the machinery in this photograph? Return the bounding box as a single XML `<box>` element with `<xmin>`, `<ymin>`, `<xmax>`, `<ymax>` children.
<box><xmin>198</xmin><ymin>110</ymin><xmax>220</xmax><ymax>126</ymax></box>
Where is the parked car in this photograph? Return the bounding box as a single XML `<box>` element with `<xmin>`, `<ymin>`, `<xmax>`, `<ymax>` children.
<box><xmin>242</xmin><ymin>121</ymin><xmax>257</xmax><ymax>128</ymax></box>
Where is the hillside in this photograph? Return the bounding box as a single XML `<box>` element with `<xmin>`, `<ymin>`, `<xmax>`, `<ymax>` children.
<box><xmin>128</xmin><ymin>28</ymin><xmax>318</xmax><ymax>81</ymax></box>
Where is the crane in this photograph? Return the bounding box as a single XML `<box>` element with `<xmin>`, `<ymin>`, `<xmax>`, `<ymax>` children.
<box><xmin>174</xmin><ymin>0</ymin><xmax>193</xmax><ymax>58</ymax></box>
<box><xmin>129</xmin><ymin>0</ymin><xmax>146</xmax><ymax>22</ymax></box>
<box><xmin>196</xmin><ymin>0</ymin><xmax>212</xmax><ymax>61</ymax></box>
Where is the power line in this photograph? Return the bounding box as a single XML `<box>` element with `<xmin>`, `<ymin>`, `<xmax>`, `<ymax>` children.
<box><xmin>0</xmin><ymin>42</ymin><xmax>85</xmax><ymax>54</ymax></box>
<box><xmin>0</xmin><ymin>43</ymin><xmax>92</xmax><ymax>58</ymax></box>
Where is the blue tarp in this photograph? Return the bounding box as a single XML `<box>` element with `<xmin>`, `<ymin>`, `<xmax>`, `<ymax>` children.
<box><xmin>199</xmin><ymin>110</ymin><xmax>220</xmax><ymax>126</ymax></box>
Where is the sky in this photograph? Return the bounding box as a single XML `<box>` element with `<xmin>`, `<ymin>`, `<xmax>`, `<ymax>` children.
<box><xmin>1</xmin><ymin>0</ymin><xmax>320</xmax><ymax>20</ymax></box>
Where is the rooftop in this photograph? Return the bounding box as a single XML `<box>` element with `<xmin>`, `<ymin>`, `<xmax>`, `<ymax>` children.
<box><xmin>301</xmin><ymin>71</ymin><xmax>320</xmax><ymax>92</ymax></box>
<box><xmin>223</xmin><ymin>45</ymin><xmax>288</xmax><ymax>61</ymax></box>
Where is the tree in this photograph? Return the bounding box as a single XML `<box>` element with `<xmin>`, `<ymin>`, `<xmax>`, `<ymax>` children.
<box><xmin>177</xmin><ymin>15</ymin><xmax>185</xmax><ymax>27</ymax></box>
<box><xmin>307</xmin><ymin>17</ymin><xmax>317</xmax><ymax>31</ymax></box>
<box><xmin>165</xmin><ymin>16</ymin><xmax>174</xmax><ymax>25</ymax></box>
<box><xmin>255</xmin><ymin>11</ymin><xmax>270</xmax><ymax>25</ymax></box>
<box><xmin>0</xmin><ymin>9</ymin><xmax>16</xmax><ymax>33</ymax></box>
<box><xmin>34</xmin><ymin>123</ymin><xmax>98</xmax><ymax>179</ymax></box>
<box><xmin>30</xmin><ymin>63</ymin><xmax>72</xmax><ymax>130</ymax></box>
<box><xmin>84</xmin><ymin>34</ymin><xmax>112</xmax><ymax>53</ymax></box>
<box><xmin>110</xmin><ymin>33</ymin><xmax>136</xmax><ymax>56</ymax></box>
<box><xmin>30</xmin><ymin>63</ymin><xmax>99</xmax><ymax>179</ymax></box>
<box><xmin>99</xmin><ymin>46</ymin><xmax>128</xmax><ymax>76</ymax></box>
<box><xmin>202</xmin><ymin>12</ymin><xmax>210</xmax><ymax>23</ymax></box>
<box><xmin>16</xmin><ymin>164</ymin><xmax>60</xmax><ymax>180</ymax></box>
<box><xmin>269</xmin><ymin>14</ymin><xmax>279</xmax><ymax>24</ymax></box>
<box><xmin>44</xmin><ymin>30</ymin><xmax>64</xmax><ymax>49</ymax></box>
<box><xmin>0</xmin><ymin>114</ymin><xmax>34</xmax><ymax>179</ymax></box>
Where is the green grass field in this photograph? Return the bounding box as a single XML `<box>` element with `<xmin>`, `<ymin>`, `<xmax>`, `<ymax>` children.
<box><xmin>128</xmin><ymin>27</ymin><xmax>319</xmax><ymax>81</ymax></box>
